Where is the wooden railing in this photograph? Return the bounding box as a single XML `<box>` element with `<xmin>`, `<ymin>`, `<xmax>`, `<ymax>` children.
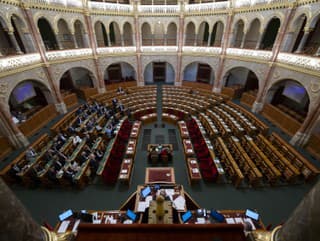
<box><xmin>261</xmin><ymin>104</ymin><xmax>301</xmax><ymax>136</ymax></box>
<box><xmin>76</xmin><ymin>87</ymin><xmax>98</xmax><ymax>100</ymax></box>
<box><xmin>18</xmin><ymin>105</ymin><xmax>58</xmax><ymax>137</ymax></box>
<box><xmin>63</xmin><ymin>93</ymin><xmax>78</xmax><ymax>109</ymax></box>
<box><xmin>306</xmin><ymin>133</ymin><xmax>320</xmax><ymax>161</ymax></box>
<box><xmin>240</xmin><ymin>92</ymin><xmax>256</xmax><ymax>108</ymax></box>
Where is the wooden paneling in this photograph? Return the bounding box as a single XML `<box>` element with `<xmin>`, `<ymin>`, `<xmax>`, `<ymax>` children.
<box><xmin>76</xmin><ymin>223</ymin><xmax>247</xmax><ymax>241</ymax></box>
<box><xmin>261</xmin><ymin>104</ymin><xmax>301</xmax><ymax>136</ymax></box>
<box><xmin>306</xmin><ymin>133</ymin><xmax>320</xmax><ymax>161</ymax></box>
<box><xmin>63</xmin><ymin>93</ymin><xmax>78</xmax><ymax>109</ymax></box>
<box><xmin>0</xmin><ymin>136</ymin><xmax>12</xmax><ymax>161</ymax></box>
<box><xmin>18</xmin><ymin>105</ymin><xmax>57</xmax><ymax>137</ymax></box>
<box><xmin>240</xmin><ymin>92</ymin><xmax>256</xmax><ymax>108</ymax></box>
<box><xmin>76</xmin><ymin>88</ymin><xmax>98</xmax><ymax>100</ymax></box>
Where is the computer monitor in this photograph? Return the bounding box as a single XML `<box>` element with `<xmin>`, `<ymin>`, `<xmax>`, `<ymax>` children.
<box><xmin>181</xmin><ymin>210</ymin><xmax>192</xmax><ymax>223</ymax></box>
<box><xmin>58</xmin><ymin>209</ymin><xmax>73</xmax><ymax>221</ymax></box>
<box><xmin>126</xmin><ymin>209</ymin><xmax>137</xmax><ymax>222</ymax></box>
<box><xmin>141</xmin><ymin>186</ymin><xmax>151</xmax><ymax>198</ymax></box>
<box><xmin>245</xmin><ymin>209</ymin><xmax>259</xmax><ymax>221</ymax></box>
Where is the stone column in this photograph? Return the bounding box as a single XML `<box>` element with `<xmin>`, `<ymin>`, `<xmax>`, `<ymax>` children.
<box><xmin>0</xmin><ymin>101</ymin><xmax>29</xmax><ymax>148</ymax></box>
<box><xmin>290</xmin><ymin>96</ymin><xmax>320</xmax><ymax>146</ymax></box>
<box><xmin>134</xmin><ymin>0</ymin><xmax>143</xmax><ymax>86</ymax></box>
<box><xmin>240</xmin><ymin>31</ymin><xmax>247</xmax><ymax>48</ymax></box>
<box><xmin>106</xmin><ymin>31</ymin><xmax>111</xmax><ymax>47</ymax></box>
<box><xmin>255</xmin><ymin>30</ymin><xmax>264</xmax><ymax>50</ymax></box>
<box><xmin>71</xmin><ymin>33</ymin><xmax>78</xmax><ymax>49</ymax></box>
<box><xmin>213</xmin><ymin>12</ymin><xmax>233</xmax><ymax>92</ymax></box>
<box><xmin>280</xmin><ymin>31</ymin><xmax>294</xmax><ymax>52</ymax></box>
<box><xmin>275</xmin><ymin>180</ymin><xmax>320</xmax><ymax>241</ymax></box>
<box><xmin>120</xmin><ymin>34</ymin><xmax>125</xmax><ymax>46</ymax></box>
<box><xmin>314</xmin><ymin>46</ymin><xmax>320</xmax><ymax>56</ymax></box>
<box><xmin>54</xmin><ymin>30</ymin><xmax>63</xmax><ymax>50</ymax></box>
<box><xmin>21</xmin><ymin>6</ymin><xmax>66</xmax><ymax>114</ymax></box>
<box><xmin>0</xmin><ymin>178</ymin><xmax>45</xmax><ymax>241</ymax></box>
<box><xmin>175</xmin><ymin>0</ymin><xmax>184</xmax><ymax>86</ymax></box>
<box><xmin>207</xmin><ymin>27</ymin><xmax>212</xmax><ymax>47</ymax></box>
<box><xmin>294</xmin><ymin>29</ymin><xmax>311</xmax><ymax>54</ymax></box>
<box><xmin>83</xmin><ymin>10</ymin><xmax>105</xmax><ymax>93</ymax></box>
<box><xmin>23</xmin><ymin>31</ymin><xmax>37</xmax><ymax>53</ymax></box>
<box><xmin>83</xmin><ymin>32</ymin><xmax>90</xmax><ymax>48</ymax></box>
<box><xmin>8</xmin><ymin>30</ymin><xmax>23</xmax><ymax>54</ymax></box>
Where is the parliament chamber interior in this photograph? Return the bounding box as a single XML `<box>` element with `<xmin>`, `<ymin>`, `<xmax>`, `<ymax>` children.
<box><xmin>0</xmin><ymin>0</ymin><xmax>320</xmax><ymax>241</ymax></box>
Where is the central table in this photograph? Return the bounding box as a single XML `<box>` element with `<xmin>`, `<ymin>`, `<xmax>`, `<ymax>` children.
<box><xmin>145</xmin><ymin>167</ymin><xmax>175</xmax><ymax>184</ymax></box>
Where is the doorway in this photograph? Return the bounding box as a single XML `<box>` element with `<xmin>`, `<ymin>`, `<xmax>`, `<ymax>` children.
<box><xmin>153</xmin><ymin>62</ymin><xmax>166</xmax><ymax>82</ymax></box>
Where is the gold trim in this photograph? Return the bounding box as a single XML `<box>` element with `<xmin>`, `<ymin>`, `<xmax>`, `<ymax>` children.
<box><xmin>0</xmin><ymin>63</ymin><xmax>44</xmax><ymax>78</ymax></box>
<box><xmin>41</xmin><ymin>226</ymin><xmax>75</xmax><ymax>241</ymax></box>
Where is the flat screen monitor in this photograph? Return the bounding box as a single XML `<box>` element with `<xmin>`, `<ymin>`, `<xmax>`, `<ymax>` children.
<box><xmin>245</xmin><ymin>209</ymin><xmax>259</xmax><ymax>221</ymax></box>
<box><xmin>13</xmin><ymin>82</ymin><xmax>36</xmax><ymax>104</ymax></box>
<box><xmin>141</xmin><ymin>186</ymin><xmax>151</xmax><ymax>198</ymax></box>
<box><xmin>58</xmin><ymin>209</ymin><xmax>73</xmax><ymax>222</ymax></box>
<box><xmin>181</xmin><ymin>210</ymin><xmax>192</xmax><ymax>223</ymax></box>
<box><xmin>126</xmin><ymin>209</ymin><xmax>137</xmax><ymax>222</ymax></box>
<box><xmin>282</xmin><ymin>84</ymin><xmax>306</xmax><ymax>103</ymax></box>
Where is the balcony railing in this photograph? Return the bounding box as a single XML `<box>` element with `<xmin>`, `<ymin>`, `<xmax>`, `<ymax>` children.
<box><xmin>138</xmin><ymin>5</ymin><xmax>180</xmax><ymax>14</ymax></box>
<box><xmin>46</xmin><ymin>48</ymin><xmax>93</xmax><ymax>61</ymax></box>
<box><xmin>97</xmin><ymin>46</ymin><xmax>137</xmax><ymax>55</ymax></box>
<box><xmin>141</xmin><ymin>46</ymin><xmax>178</xmax><ymax>52</ymax></box>
<box><xmin>226</xmin><ymin>48</ymin><xmax>272</xmax><ymax>61</ymax></box>
<box><xmin>88</xmin><ymin>2</ymin><xmax>133</xmax><ymax>13</ymax></box>
<box><xmin>184</xmin><ymin>2</ymin><xmax>229</xmax><ymax>13</ymax></box>
<box><xmin>277</xmin><ymin>53</ymin><xmax>320</xmax><ymax>72</ymax></box>
<box><xmin>28</xmin><ymin>0</ymin><xmax>83</xmax><ymax>7</ymax></box>
<box><xmin>183</xmin><ymin>46</ymin><xmax>222</xmax><ymax>55</ymax></box>
<box><xmin>233</xmin><ymin>0</ymin><xmax>295</xmax><ymax>8</ymax></box>
<box><xmin>0</xmin><ymin>53</ymin><xmax>41</xmax><ymax>72</ymax></box>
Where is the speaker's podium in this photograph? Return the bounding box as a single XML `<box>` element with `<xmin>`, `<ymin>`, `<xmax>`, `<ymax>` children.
<box><xmin>148</xmin><ymin>200</ymin><xmax>173</xmax><ymax>224</ymax></box>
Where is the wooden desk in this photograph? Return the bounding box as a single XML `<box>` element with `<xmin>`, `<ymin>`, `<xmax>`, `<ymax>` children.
<box><xmin>126</xmin><ymin>139</ymin><xmax>137</xmax><ymax>158</ymax></box>
<box><xmin>145</xmin><ymin>167</ymin><xmax>176</xmax><ymax>184</ymax></box>
<box><xmin>178</xmin><ymin>120</ymin><xmax>189</xmax><ymax>139</ymax></box>
<box><xmin>130</xmin><ymin>121</ymin><xmax>141</xmax><ymax>139</ymax></box>
<box><xmin>186</xmin><ymin>158</ymin><xmax>202</xmax><ymax>184</ymax></box>
<box><xmin>183</xmin><ymin>139</ymin><xmax>194</xmax><ymax>157</ymax></box>
<box><xmin>147</xmin><ymin>144</ymin><xmax>173</xmax><ymax>164</ymax></box>
<box><xmin>118</xmin><ymin>158</ymin><xmax>133</xmax><ymax>185</ymax></box>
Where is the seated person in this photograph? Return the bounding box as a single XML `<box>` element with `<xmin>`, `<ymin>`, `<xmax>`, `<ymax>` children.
<box><xmin>57</xmin><ymin>132</ymin><xmax>67</xmax><ymax>144</ymax></box>
<box><xmin>94</xmin><ymin>149</ymin><xmax>104</xmax><ymax>161</ymax></box>
<box><xmin>105</xmin><ymin>124</ymin><xmax>114</xmax><ymax>138</ymax></box>
<box><xmin>118</xmin><ymin>102</ymin><xmax>125</xmax><ymax>114</ymax></box>
<box><xmin>112</xmin><ymin>97</ymin><xmax>118</xmax><ymax>107</ymax></box>
<box><xmin>12</xmin><ymin>115</ymin><xmax>20</xmax><ymax>124</ymax></box>
<box><xmin>88</xmin><ymin>153</ymin><xmax>99</xmax><ymax>172</ymax></box>
<box><xmin>117</xmin><ymin>86</ymin><xmax>125</xmax><ymax>94</ymax></box>
<box><xmin>9</xmin><ymin>163</ymin><xmax>21</xmax><ymax>177</ymax></box>
<box><xmin>25</xmin><ymin>147</ymin><xmax>37</xmax><ymax>162</ymax></box>
<box><xmin>63</xmin><ymin>166</ymin><xmax>76</xmax><ymax>182</ymax></box>
<box><xmin>67</xmin><ymin>125</ymin><xmax>76</xmax><ymax>134</ymax></box>
<box><xmin>70</xmin><ymin>161</ymin><xmax>81</xmax><ymax>172</ymax></box>
<box><xmin>72</xmin><ymin>135</ymin><xmax>82</xmax><ymax>146</ymax></box>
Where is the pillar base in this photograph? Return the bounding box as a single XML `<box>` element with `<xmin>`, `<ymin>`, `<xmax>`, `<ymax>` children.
<box><xmin>252</xmin><ymin>101</ymin><xmax>264</xmax><ymax>113</ymax></box>
<box><xmin>137</xmin><ymin>81</ymin><xmax>144</xmax><ymax>87</ymax></box>
<box><xmin>212</xmin><ymin>87</ymin><xmax>221</xmax><ymax>94</ymax></box>
<box><xmin>8</xmin><ymin>132</ymin><xmax>29</xmax><ymax>148</ymax></box>
<box><xmin>55</xmin><ymin>102</ymin><xmax>67</xmax><ymax>114</ymax></box>
<box><xmin>98</xmin><ymin>87</ymin><xmax>106</xmax><ymax>94</ymax></box>
<box><xmin>174</xmin><ymin>81</ymin><xmax>182</xmax><ymax>87</ymax></box>
<box><xmin>289</xmin><ymin>131</ymin><xmax>310</xmax><ymax>147</ymax></box>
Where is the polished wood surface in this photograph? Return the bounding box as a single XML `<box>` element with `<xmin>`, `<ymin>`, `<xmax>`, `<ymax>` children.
<box><xmin>75</xmin><ymin>223</ymin><xmax>247</xmax><ymax>241</ymax></box>
<box><xmin>306</xmin><ymin>133</ymin><xmax>320</xmax><ymax>161</ymax></box>
<box><xmin>18</xmin><ymin>104</ymin><xmax>57</xmax><ymax>137</ymax></box>
<box><xmin>0</xmin><ymin>136</ymin><xmax>12</xmax><ymax>161</ymax></box>
<box><xmin>240</xmin><ymin>92</ymin><xmax>256</xmax><ymax>108</ymax></box>
<box><xmin>262</xmin><ymin>104</ymin><xmax>301</xmax><ymax>136</ymax></box>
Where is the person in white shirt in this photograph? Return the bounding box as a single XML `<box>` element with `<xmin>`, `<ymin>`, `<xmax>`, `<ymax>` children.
<box><xmin>72</xmin><ymin>135</ymin><xmax>82</xmax><ymax>146</ymax></box>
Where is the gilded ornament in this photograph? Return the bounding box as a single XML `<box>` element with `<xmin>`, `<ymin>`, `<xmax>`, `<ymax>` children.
<box><xmin>0</xmin><ymin>82</ymin><xmax>8</xmax><ymax>98</ymax></box>
<box><xmin>310</xmin><ymin>80</ymin><xmax>320</xmax><ymax>93</ymax></box>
